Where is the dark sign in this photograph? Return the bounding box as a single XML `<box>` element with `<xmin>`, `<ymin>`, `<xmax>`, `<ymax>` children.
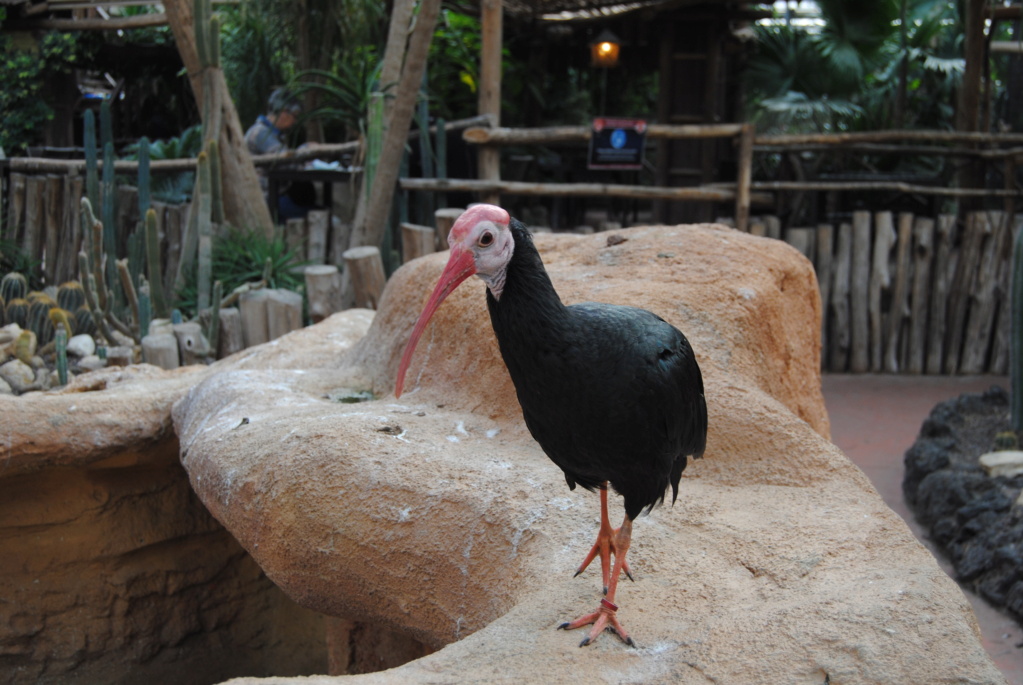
<box><xmin>588</xmin><ymin>118</ymin><xmax>646</xmax><ymax>170</ymax></box>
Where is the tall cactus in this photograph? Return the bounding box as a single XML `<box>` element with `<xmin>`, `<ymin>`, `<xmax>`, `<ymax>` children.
<box><xmin>144</xmin><ymin>209</ymin><xmax>169</xmax><ymax>317</ymax></box>
<box><xmin>55</xmin><ymin>323</ymin><xmax>68</xmax><ymax>386</ymax></box>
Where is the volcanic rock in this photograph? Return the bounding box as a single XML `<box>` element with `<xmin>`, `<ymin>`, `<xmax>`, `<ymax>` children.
<box><xmin>174</xmin><ymin>225</ymin><xmax>1004</xmax><ymax>684</ymax></box>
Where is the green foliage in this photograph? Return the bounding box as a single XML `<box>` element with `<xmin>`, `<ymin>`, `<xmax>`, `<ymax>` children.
<box><xmin>292</xmin><ymin>57</ymin><xmax>384</xmax><ymax>142</ymax></box>
<box><xmin>174</xmin><ymin>226</ymin><xmax>308</xmax><ymax>319</ymax></box>
<box><xmin>123</xmin><ymin>125</ymin><xmax>204</xmax><ymax>203</ymax></box>
<box><xmin>0</xmin><ymin>31</ymin><xmax>88</xmax><ymax>154</ymax></box>
<box><xmin>219</xmin><ymin>0</ymin><xmax>298</xmax><ymax>127</ymax></box>
<box><xmin>745</xmin><ymin>0</ymin><xmax>963</xmax><ymax>134</ymax></box>
<box><xmin>427</xmin><ymin>10</ymin><xmax>482</xmax><ymax>121</ymax></box>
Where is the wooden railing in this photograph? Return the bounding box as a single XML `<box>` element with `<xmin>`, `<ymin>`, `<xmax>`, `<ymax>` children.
<box><xmin>400</xmin><ymin>123</ymin><xmax>761</xmax><ymax>232</ymax></box>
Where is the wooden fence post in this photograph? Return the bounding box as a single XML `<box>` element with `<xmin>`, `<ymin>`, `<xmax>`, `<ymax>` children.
<box><xmin>401</xmin><ymin>222</ymin><xmax>436</xmax><ymax>263</ymax></box>
<box><xmin>869</xmin><ymin>212</ymin><xmax>895</xmax><ymax>372</ymax></box>
<box><xmin>434</xmin><ymin>207</ymin><xmax>463</xmax><ymax>250</ymax></box>
<box><xmin>907</xmin><ymin>217</ymin><xmax>935</xmax><ymax>374</ymax></box>
<box><xmin>830</xmin><ymin>222</ymin><xmax>852</xmax><ymax>371</ymax></box>
<box><xmin>849</xmin><ymin>210</ymin><xmax>871</xmax><ymax>372</ymax></box>
<box><xmin>343</xmin><ymin>245</ymin><xmax>387</xmax><ymax>309</ymax></box>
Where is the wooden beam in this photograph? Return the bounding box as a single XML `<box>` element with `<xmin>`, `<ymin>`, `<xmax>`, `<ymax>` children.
<box><xmin>477</xmin><ymin>0</ymin><xmax>503</xmax><ymax>205</ymax></box>
<box><xmin>400</xmin><ymin>177</ymin><xmax>766</xmax><ymax>203</ymax></box>
<box><xmin>5</xmin><ymin>13</ymin><xmax>169</xmax><ymax>31</ymax></box>
<box><xmin>752</xmin><ymin>180</ymin><xmax>1020</xmax><ymax>198</ymax></box>
<box><xmin>464</xmin><ymin>123</ymin><xmax>745</xmax><ymax>146</ymax></box>
<box><xmin>756</xmin><ymin>130</ymin><xmax>1023</xmax><ymax>146</ymax></box>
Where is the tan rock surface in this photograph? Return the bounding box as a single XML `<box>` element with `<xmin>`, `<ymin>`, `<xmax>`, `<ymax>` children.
<box><xmin>0</xmin><ymin>313</ymin><xmax>373</xmax><ymax>684</ymax></box>
<box><xmin>173</xmin><ymin>225</ymin><xmax>1004</xmax><ymax>684</ymax></box>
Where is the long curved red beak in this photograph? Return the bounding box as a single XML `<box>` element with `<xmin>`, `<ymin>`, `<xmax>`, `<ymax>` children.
<box><xmin>395</xmin><ymin>245</ymin><xmax>476</xmax><ymax>397</ymax></box>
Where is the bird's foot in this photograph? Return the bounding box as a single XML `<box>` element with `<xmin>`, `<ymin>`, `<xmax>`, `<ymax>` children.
<box><xmin>574</xmin><ymin>525</ymin><xmax>634</xmax><ymax>593</ymax></box>
<box><xmin>558</xmin><ymin>597</ymin><xmax>635</xmax><ymax>647</ymax></box>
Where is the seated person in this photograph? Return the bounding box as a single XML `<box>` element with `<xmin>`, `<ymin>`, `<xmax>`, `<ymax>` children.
<box><xmin>245</xmin><ymin>88</ymin><xmax>316</xmax><ymax>220</ymax></box>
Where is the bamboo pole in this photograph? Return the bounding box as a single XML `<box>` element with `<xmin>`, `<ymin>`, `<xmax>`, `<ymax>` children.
<box><xmin>735</xmin><ymin>124</ymin><xmax>754</xmax><ymax>233</ymax></box>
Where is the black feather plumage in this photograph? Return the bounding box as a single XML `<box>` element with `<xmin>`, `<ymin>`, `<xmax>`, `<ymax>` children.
<box><xmin>486</xmin><ymin>219</ymin><xmax>708</xmax><ymax>520</ymax></box>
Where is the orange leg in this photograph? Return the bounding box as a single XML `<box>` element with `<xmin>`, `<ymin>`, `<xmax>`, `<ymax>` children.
<box><xmin>574</xmin><ymin>485</ymin><xmax>633</xmax><ymax>594</ymax></box>
<box><xmin>559</xmin><ymin>516</ymin><xmax>635</xmax><ymax>647</ymax></box>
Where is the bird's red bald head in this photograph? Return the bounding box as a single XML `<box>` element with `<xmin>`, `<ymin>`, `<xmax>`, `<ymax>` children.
<box><xmin>449</xmin><ymin>204</ymin><xmax>510</xmax><ymax>243</ymax></box>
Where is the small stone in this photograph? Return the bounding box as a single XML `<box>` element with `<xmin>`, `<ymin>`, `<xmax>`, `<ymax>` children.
<box><xmin>978</xmin><ymin>451</ymin><xmax>1023</xmax><ymax>478</ymax></box>
<box><xmin>34</xmin><ymin>367</ymin><xmax>52</xmax><ymax>390</ymax></box>
<box><xmin>77</xmin><ymin>355</ymin><xmax>107</xmax><ymax>372</ymax></box>
<box><xmin>0</xmin><ymin>359</ymin><xmax>36</xmax><ymax>393</ymax></box>
<box><xmin>0</xmin><ymin>376</ymin><xmax>12</xmax><ymax>395</ymax></box>
<box><xmin>67</xmin><ymin>334</ymin><xmax>96</xmax><ymax>358</ymax></box>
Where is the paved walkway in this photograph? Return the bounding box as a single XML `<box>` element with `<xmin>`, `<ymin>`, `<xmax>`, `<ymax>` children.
<box><xmin>822</xmin><ymin>374</ymin><xmax>1023</xmax><ymax>684</ymax></box>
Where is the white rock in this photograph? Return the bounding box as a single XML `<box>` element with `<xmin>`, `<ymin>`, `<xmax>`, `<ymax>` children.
<box><xmin>34</xmin><ymin>367</ymin><xmax>52</xmax><ymax>390</ymax></box>
<box><xmin>0</xmin><ymin>376</ymin><xmax>12</xmax><ymax>395</ymax></box>
<box><xmin>0</xmin><ymin>359</ymin><xmax>36</xmax><ymax>393</ymax></box>
<box><xmin>979</xmin><ymin>450</ymin><xmax>1023</xmax><ymax>478</ymax></box>
<box><xmin>66</xmin><ymin>334</ymin><xmax>96</xmax><ymax>357</ymax></box>
<box><xmin>0</xmin><ymin>324</ymin><xmax>21</xmax><ymax>346</ymax></box>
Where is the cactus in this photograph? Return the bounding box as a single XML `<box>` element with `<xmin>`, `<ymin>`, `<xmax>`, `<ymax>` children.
<box><xmin>15</xmin><ymin>330</ymin><xmax>36</xmax><ymax>364</ymax></box>
<box><xmin>28</xmin><ymin>298</ymin><xmax>55</xmax><ymax>343</ymax></box>
<box><xmin>196</xmin><ymin>150</ymin><xmax>213</xmax><ymax>312</ymax></box>
<box><xmin>144</xmin><ymin>209</ymin><xmax>169</xmax><ymax>318</ymax></box>
<box><xmin>49</xmin><ymin>308</ymin><xmax>74</xmax><ymax>338</ymax></box>
<box><xmin>1</xmin><ymin>272</ymin><xmax>27</xmax><ymax>303</ymax></box>
<box><xmin>5</xmin><ymin>298</ymin><xmax>29</xmax><ymax>328</ymax></box>
<box><xmin>138</xmin><ymin>279</ymin><xmax>152</xmax><ymax>340</ymax></box>
<box><xmin>55</xmin><ymin>323</ymin><xmax>68</xmax><ymax>386</ymax></box>
<box><xmin>206</xmin><ymin>279</ymin><xmax>222</xmax><ymax>356</ymax></box>
<box><xmin>75</xmin><ymin>305</ymin><xmax>96</xmax><ymax>337</ymax></box>
<box><xmin>57</xmin><ymin>281</ymin><xmax>86</xmax><ymax>311</ymax></box>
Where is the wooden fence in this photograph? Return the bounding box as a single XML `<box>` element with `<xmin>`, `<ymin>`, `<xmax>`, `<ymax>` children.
<box><xmin>771</xmin><ymin>209</ymin><xmax>1020</xmax><ymax>375</ymax></box>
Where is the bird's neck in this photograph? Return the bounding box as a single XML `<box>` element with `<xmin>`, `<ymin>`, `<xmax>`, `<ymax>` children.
<box><xmin>486</xmin><ymin>221</ymin><xmax>566</xmax><ymax>330</ymax></box>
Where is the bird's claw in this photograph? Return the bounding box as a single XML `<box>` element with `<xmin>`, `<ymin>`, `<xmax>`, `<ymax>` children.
<box><xmin>559</xmin><ymin>599</ymin><xmax>635</xmax><ymax>647</ymax></box>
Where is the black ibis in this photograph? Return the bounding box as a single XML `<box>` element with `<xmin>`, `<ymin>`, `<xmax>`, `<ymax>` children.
<box><xmin>395</xmin><ymin>204</ymin><xmax>707</xmax><ymax>647</ymax></box>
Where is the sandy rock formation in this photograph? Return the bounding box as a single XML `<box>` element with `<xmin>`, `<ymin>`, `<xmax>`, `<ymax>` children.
<box><xmin>173</xmin><ymin>224</ymin><xmax>1004</xmax><ymax>684</ymax></box>
<box><xmin>0</xmin><ymin>341</ymin><xmax>359</xmax><ymax>682</ymax></box>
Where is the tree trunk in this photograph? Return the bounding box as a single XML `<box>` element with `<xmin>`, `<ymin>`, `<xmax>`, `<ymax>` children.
<box><xmin>163</xmin><ymin>0</ymin><xmax>274</xmax><ymax>237</ymax></box>
<box><xmin>347</xmin><ymin>0</ymin><xmax>442</xmax><ymax>254</ymax></box>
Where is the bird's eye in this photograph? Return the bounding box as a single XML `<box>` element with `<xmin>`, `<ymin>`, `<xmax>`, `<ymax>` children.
<box><xmin>478</xmin><ymin>231</ymin><xmax>495</xmax><ymax>247</ymax></box>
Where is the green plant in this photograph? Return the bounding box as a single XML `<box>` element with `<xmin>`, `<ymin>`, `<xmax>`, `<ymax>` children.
<box><xmin>123</xmin><ymin>125</ymin><xmax>203</xmax><ymax>203</ymax></box>
<box><xmin>1</xmin><ymin>272</ymin><xmax>28</xmax><ymax>304</ymax></box>
<box><xmin>174</xmin><ymin>226</ymin><xmax>308</xmax><ymax>319</ymax></box>
<box><xmin>0</xmin><ymin>29</ymin><xmax>87</xmax><ymax>154</ymax></box>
